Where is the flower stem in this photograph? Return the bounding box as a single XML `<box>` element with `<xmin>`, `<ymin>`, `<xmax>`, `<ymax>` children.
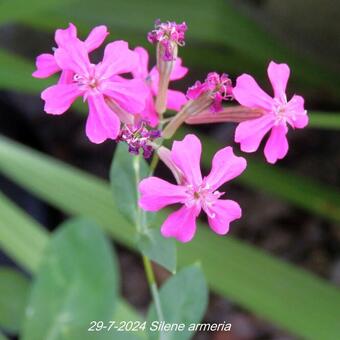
<box><xmin>134</xmin><ymin>153</ymin><xmax>165</xmax><ymax>332</ymax></box>
<box><xmin>142</xmin><ymin>255</ymin><xmax>165</xmax><ymax>322</ymax></box>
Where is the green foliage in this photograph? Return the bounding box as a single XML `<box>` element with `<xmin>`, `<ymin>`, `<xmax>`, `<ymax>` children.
<box><xmin>309</xmin><ymin>111</ymin><xmax>340</xmax><ymax>129</ymax></box>
<box><xmin>147</xmin><ymin>265</ymin><xmax>208</xmax><ymax>340</ymax></box>
<box><xmin>110</xmin><ymin>144</ymin><xmax>177</xmax><ymax>272</ymax></box>
<box><xmin>0</xmin><ymin>190</ymin><xmax>48</xmax><ymax>274</ymax></box>
<box><xmin>0</xmin><ymin>137</ymin><xmax>339</xmax><ymax>339</ymax></box>
<box><xmin>0</xmin><ymin>0</ymin><xmax>78</xmax><ymax>24</ymax></box>
<box><xmin>110</xmin><ymin>144</ymin><xmax>149</xmax><ymax>225</ymax></box>
<box><xmin>22</xmin><ymin>218</ymin><xmax>119</xmax><ymax>340</ymax></box>
<box><xmin>137</xmin><ymin>229</ymin><xmax>177</xmax><ymax>274</ymax></box>
<box><xmin>0</xmin><ymin>268</ymin><xmax>29</xmax><ymax>334</ymax></box>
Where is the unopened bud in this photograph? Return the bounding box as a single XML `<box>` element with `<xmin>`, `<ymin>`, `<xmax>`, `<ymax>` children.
<box><xmin>148</xmin><ymin>20</ymin><xmax>187</xmax><ymax>115</ymax></box>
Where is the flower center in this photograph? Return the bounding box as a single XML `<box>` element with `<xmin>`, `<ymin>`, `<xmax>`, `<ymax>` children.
<box><xmin>185</xmin><ymin>183</ymin><xmax>223</xmax><ymax>218</ymax></box>
<box><xmin>73</xmin><ymin>65</ymin><xmax>101</xmax><ymax>92</ymax></box>
<box><xmin>272</xmin><ymin>98</ymin><xmax>295</xmax><ymax>125</ymax></box>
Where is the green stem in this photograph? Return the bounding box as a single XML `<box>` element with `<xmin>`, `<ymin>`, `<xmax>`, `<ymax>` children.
<box><xmin>134</xmin><ymin>154</ymin><xmax>165</xmax><ymax>334</ymax></box>
<box><xmin>149</xmin><ymin>153</ymin><xmax>160</xmax><ymax>176</ymax></box>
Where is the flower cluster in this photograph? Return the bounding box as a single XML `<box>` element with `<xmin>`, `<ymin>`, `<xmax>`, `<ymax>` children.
<box><xmin>116</xmin><ymin>122</ymin><xmax>161</xmax><ymax>159</ymax></box>
<box><xmin>33</xmin><ymin>20</ymin><xmax>309</xmax><ymax>243</ymax></box>
<box><xmin>147</xmin><ymin>19</ymin><xmax>187</xmax><ymax>61</ymax></box>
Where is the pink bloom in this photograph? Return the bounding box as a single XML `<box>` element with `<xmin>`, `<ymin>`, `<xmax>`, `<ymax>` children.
<box><xmin>32</xmin><ymin>23</ymin><xmax>108</xmax><ymax>83</ymax></box>
<box><xmin>40</xmin><ymin>38</ymin><xmax>147</xmax><ymax>143</ymax></box>
<box><xmin>233</xmin><ymin>61</ymin><xmax>308</xmax><ymax>164</ymax></box>
<box><xmin>187</xmin><ymin>72</ymin><xmax>233</xmax><ymax>112</ymax></box>
<box><xmin>133</xmin><ymin>46</ymin><xmax>188</xmax><ymax>127</ymax></box>
<box><xmin>139</xmin><ymin>134</ymin><xmax>246</xmax><ymax>242</ymax></box>
<box><xmin>147</xmin><ymin>20</ymin><xmax>187</xmax><ymax>61</ymax></box>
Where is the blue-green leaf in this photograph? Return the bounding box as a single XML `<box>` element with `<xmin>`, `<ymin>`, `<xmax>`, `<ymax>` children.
<box><xmin>137</xmin><ymin>229</ymin><xmax>177</xmax><ymax>274</ymax></box>
<box><xmin>147</xmin><ymin>265</ymin><xmax>208</xmax><ymax>340</ymax></box>
<box><xmin>0</xmin><ymin>268</ymin><xmax>30</xmax><ymax>334</ymax></box>
<box><xmin>110</xmin><ymin>144</ymin><xmax>149</xmax><ymax>225</ymax></box>
<box><xmin>22</xmin><ymin>218</ymin><xmax>119</xmax><ymax>340</ymax></box>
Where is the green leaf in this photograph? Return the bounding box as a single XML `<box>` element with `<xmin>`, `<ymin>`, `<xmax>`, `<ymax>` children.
<box><xmin>0</xmin><ymin>49</ymin><xmax>50</xmax><ymax>94</ymax></box>
<box><xmin>0</xmin><ymin>190</ymin><xmax>48</xmax><ymax>274</ymax></box>
<box><xmin>0</xmin><ymin>137</ymin><xmax>340</xmax><ymax>339</ymax></box>
<box><xmin>309</xmin><ymin>112</ymin><xmax>340</xmax><ymax>129</ymax></box>
<box><xmin>0</xmin><ymin>191</ymin><xmax>145</xmax><ymax>340</ymax></box>
<box><xmin>22</xmin><ymin>218</ymin><xmax>119</xmax><ymax>340</ymax></box>
<box><xmin>147</xmin><ymin>265</ymin><xmax>208</xmax><ymax>340</ymax></box>
<box><xmin>0</xmin><ymin>268</ymin><xmax>30</xmax><ymax>334</ymax></box>
<box><xmin>137</xmin><ymin>229</ymin><xmax>177</xmax><ymax>274</ymax></box>
<box><xmin>0</xmin><ymin>0</ymin><xmax>78</xmax><ymax>24</ymax></box>
<box><xmin>110</xmin><ymin>144</ymin><xmax>149</xmax><ymax>225</ymax></box>
<box><xmin>111</xmin><ymin>300</ymin><xmax>147</xmax><ymax>340</ymax></box>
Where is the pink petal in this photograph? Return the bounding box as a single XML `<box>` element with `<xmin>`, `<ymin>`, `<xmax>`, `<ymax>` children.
<box><xmin>171</xmin><ymin>134</ymin><xmax>203</xmax><ymax>187</ymax></box>
<box><xmin>286</xmin><ymin>95</ymin><xmax>308</xmax><ymax>128</ymax></box>
<box><xmin>233</xmin><ymin>74</ymin><xmax>273</xmax><ymax>110</ymax></box>
<box><xmin>86</xmin><ymin>95</ymin><xmax>121</xmax><ymax>143</ymax></box>
<box><xmin>169</xmin><ymin>57</ymin><xmax>188</xmax><ymax>81</ymax></box>
<box><xmin>264</xmin><ymin>124</ymin><xmax>289</xmax><ymax>164</ymax></box>
<box><xmin>205</xmin><ymin>146</ymin><xmax>247</xmax><ymax>191</ymax></box>
<box><xmin>139</xmin><ymin>93</ymin><xmax>159</xmax><ymax>127</ymax></box>
<box><xmin>84</xmin><ymin>25</ymin><xmax>109</xmax><ymax>52</ymax></box>
<box><xmin>103</xmin><ymin>79</ymin><xmax>148</xmax><ymax>113</ymax></box>
<box><xmin>97</xmin><ymin>40</ymin><xmax>138</xmax><ymax>78</ymax></box>
<box><xmin>166</xmin><ymin>89</ymin><xmax>187</xmax><ymax>111</ymax></box>
<box><xmin>54</xmin><ymin>39</ymin><xmax>90</xmax><ymax>75</ymax></box>
<box><xmin>267</xmin><ymin>61</ymin><xmax>290</xmax><ymax>101</ymax></box>
<box><xmin>186</xmin><ymin>81</ymin><xmax>206</xmax><ymax>100</ymax></box>
<box><xmin>161</xmin><ymin>205</ymin><xmax>200</xmax><ymax>243</ymax></box>
<box><xmin>55</xmin><ymin>23</ymin><xmax>77</xmax><ymax>47</ymax></box>
<box><xmin>57</xmin><ymin>70</ymin><xmax>74</xmax><ymax>84</ymax></box>
<box><xmin>32</xmin><ymin>53</ymin><xmax>60</xmax><ymax>78</ymax></box>
<box><xmin>235</xmin><ymin>114</ymin><xmax>275</xmax><ymax>152</ymax></box>
<box><xmin>157</xmin><ymin>147</ymin><xmax>185</xmax><ymax>185</ymax></box>
<box><xmin>41</xmin><ymin>83</ymin><xmax>81</xmax><ymax>115</ymax></box>
<box><xmin>139</xmin><ymin>177</ymin><xmax>188</xmax><ymax>211</ymax></box>
<box><xmin>133</xmin><ymin>47</ymin><xmax>149</xmax><ymax>79</ymax></box>
<box><xmin>207</xmin><ymin>199</ymin><xmax>241</xmax><ymax>235</ymax></box>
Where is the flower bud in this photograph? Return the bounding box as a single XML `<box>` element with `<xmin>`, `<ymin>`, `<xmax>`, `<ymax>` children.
<box><xmin>162</xmin><ymin>72</ymin><xmax>233</xmax><ymax>138</ymax></box>
<box><xmin>117</xmin><ymin>122</ymin><xmax>161</xmax><ymax>159</ymax></box>
<box><xmin>148</xmin><ymin>20</ymin><xmax>187</xmax><ymax>115</ymax></box>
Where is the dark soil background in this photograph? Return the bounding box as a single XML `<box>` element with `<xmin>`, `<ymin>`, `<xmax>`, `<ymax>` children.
<box><xmin>0</xmin><ymin>1</ymin><xmax>339</xmax><ymax>339</ymax></box>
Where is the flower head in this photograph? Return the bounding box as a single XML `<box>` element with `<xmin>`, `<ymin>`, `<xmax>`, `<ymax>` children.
<box><xmin>233</xmin><ymin>61</ymin><xmax>308</xmax><ymax>164</ymax></box>
<box><xmin>147</xmin><ymin>19</ymin><xmax>187</xmax><ymax>61</ymax></box>
<box><xmin>116</xmin><ymin>122</ymin><xmax>161</xmax><ymax>158</ymax></box>
<box><xmin>132</xmin><ymin>47</ymin><xmax>188</xmax><ymax>126</ymax></box>
<box><xmin>39</xmin><ymin>36</ymin><xmax>147</xmax><ymax>143</ymax></box>
<box><xmin>187</xmin><ymin>72</ymin><xmax>233</xmax><ymax>113</ymax></box>
<box><xmin>32</xmin><ymin>23</ymin><xmax>108</xmax><ymax>83</ymax></box>
<box><xmin>139</xmin><ymin>134</ymin><xmax>247</xmax><ymax>242</ymax></box>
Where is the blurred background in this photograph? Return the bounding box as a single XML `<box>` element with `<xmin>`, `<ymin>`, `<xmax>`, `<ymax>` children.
<box><xmin>0</xmin><ymin>0</ymin><xmax>339</xmax><ymax>339</ymax></box>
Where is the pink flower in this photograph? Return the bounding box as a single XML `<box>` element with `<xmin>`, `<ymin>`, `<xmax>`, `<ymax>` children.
<box><xmin>40</xmin><ymin>38</ymin><xmax>147</xmax><ymax>143</ymax></box>
<box><xmin>233</xmin><ymin>61</ymin><xmax>308</xmax><ymax>164</ymax></box>
<box><xmin>187</xmin><ymin>72</ymin><xmax>233</xmax><ymax>112</ymax></box>
<box><xmin>139</xmin><ymin>134</ymin><xmax>247</xmax><ymax>242</ymax></box>
<box><xmin>32</xmin><ymin>23</ymin><xmax>108</xmax><ymax>84</ymax></box>
<box><xmin>133</xmin><ymin>46</ymin><xmax>188</xmax><ymax>127</ymax></box>
<box><xmin>147</xmin><ymin>20</ymin><xmax>187</xmax><ymax>61</ymax></box>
